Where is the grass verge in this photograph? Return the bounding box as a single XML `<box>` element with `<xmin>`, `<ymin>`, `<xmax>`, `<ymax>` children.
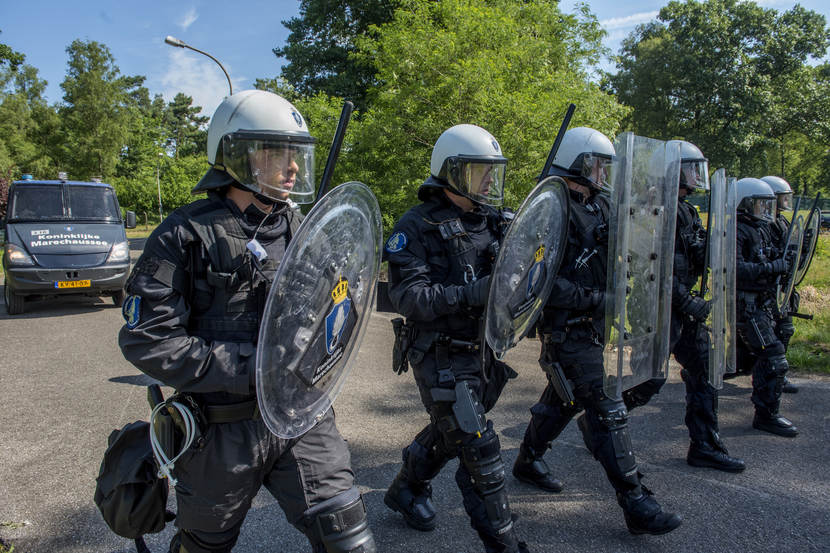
<box><xmin>788</xmin><ymin>232</ymin><xmax>830</xmax><ymax>374</ymax></box>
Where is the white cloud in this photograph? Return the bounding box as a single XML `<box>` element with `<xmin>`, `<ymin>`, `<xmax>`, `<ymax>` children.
<box><xmin>160</xmin><ymin>49</ymin><xmax>241</xmax><ymax>116</ymax></box>
<box><xmin>600</xmin><ymin>10</ymin><xmax>659</xmax><ymax>31</ymax></box>
<box><xmin>179</xmin><ymin>7</ymin><xmax>198</xmax><ymax>30</ymax></box>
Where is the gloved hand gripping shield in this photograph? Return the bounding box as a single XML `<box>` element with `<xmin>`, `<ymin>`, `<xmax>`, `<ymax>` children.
<box><xmin>603</xmin><ymin>134</ymin><xmax>680</xmax><ymax>399</ymax></box>
<box><xmin>776</xmin><ymin>214</ymin><xmax>804</xmax><ymax>314</ymax></box>
<box><xmin>795</xmin><ymin>206</ymin><xmax>821</xmax><ymax>287</ymax></box>
<box><xmin>485</xmin><ymin>176</ymin><xmax>569</xmax><ymax>355</ymax></box>
<box><xmin>256</xmin><ymin>182</ymin><xmax>382</xmax><ymax>438</ymax></box>
<box><xmin>705</xmin><ymin>170</ymin><xmax>736</xmax><ymax>389</ymax></box>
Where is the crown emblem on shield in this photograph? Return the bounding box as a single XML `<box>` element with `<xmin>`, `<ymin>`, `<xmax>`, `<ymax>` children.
<box><xmin>534</xmin><ymin>245</ymin><xmax>545</xmax><ymax>263</ymax></box>
<box><xmin>331</xmin><ymin>277</ymin><xmax>349</xmax><ymax>303</ymax></box>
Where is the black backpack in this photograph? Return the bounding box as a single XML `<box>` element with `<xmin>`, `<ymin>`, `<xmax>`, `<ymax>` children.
<box><xmin>94</xmin><ymin>420</ymin><xmax>175</xmax><ymax>553</ymax></box>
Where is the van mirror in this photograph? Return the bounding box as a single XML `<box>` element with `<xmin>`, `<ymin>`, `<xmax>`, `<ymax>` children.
<box><xmin>125</xmin><ymin>211</ymin><xmax>137</xmax><ymax>229</ymax></box>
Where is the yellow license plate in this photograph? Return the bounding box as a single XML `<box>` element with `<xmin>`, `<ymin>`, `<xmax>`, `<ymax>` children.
<box><xmin>55</xmin><ymin>280</ymin><xmax>91</xmax><ymax>289</ymax></box>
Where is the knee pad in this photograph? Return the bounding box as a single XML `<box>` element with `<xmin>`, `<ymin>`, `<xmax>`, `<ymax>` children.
<box><xmin>770</xmin><ymin>354</ymin><xmax>789</xmax><ymax>377</ymax></box>
<box><xmin>303</xmin><ymin>488</ymin><xmax>376</xmax><ymax>553</ymax></box>
<box><xmin>459</xmin><ymin>422</ymin><xmax>511</xmax><ymax>532</ymax></box>
<box><xmin>777</xmin><ymin>320</ymin><xmax>795</xmax><ymax>341</ymax></box>
<box><xmin>595</xmin><ymin>398</ymin><xmax>637</xmax><ymax>480</ymax></box>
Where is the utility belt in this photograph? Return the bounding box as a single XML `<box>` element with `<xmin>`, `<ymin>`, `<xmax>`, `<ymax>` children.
<box><xmin>541</xmin><ymin>314</ymin><xmax>602</xmax><ymax>347</ymax></box>
<box><xmin>391</xmin><ymin>317</ymin><xmax>479</xmax><ymax>375</ymax></box>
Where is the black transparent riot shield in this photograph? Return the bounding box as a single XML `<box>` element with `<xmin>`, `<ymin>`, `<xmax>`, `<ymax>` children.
<box><xmin>706</xmin><ymin>169</ymin><xmax>733</xmax><ymax>389</ymax></box>
<box><xmin>256</xmin><ymin>182</ymin><xmax>382</xmax><ymax>438</ymax></box>
<box><xmin>724</xmin><ymin>176</ymin><xmax>738</xmax><ymax>377</ymax></box>
<box><xmin>603</xmin><ymin>134</ymin><xmax>680</xmax><ymax>400</ymax></box>
<box><xmin>485</xmin><ymin>177</ymin><xmax>569</xmax><ymax>356</ymax></box>
<box><xmin>794</xmin><ymin>206</ymin><xmax>820</xmax><ymax>287</ymax></box>
<box><xmin>776</xmin><ymin>214</ymin><xmax>804</xmax><ymax>314</ymax></box>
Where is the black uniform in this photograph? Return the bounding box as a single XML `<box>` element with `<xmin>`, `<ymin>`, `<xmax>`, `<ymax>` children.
<box><xmin>119</xmin><ymin>188</ymin><xmax>375</xmax><ymax>553</ymax></box>
<box><xmin>623</xmin><ymin>199</ymin><xmax>743</xmax><ymax>470</ymax></box>
<box><xmin>383</xmin><ymin>180</ymin><xmax>525</xmax><ymax>553</ymax></box>
<box><xmin>769</xmin><ymin>213</ymin><xmax>798</xmax><ymax>348</ymax></box>
<box><xmin>515</xmin><ymin>187</ymin><xmax>680</xmax><ymax>534</ymax></box>
<box><xmin>735</xmin><ymin>213</ymin><xmax>791</xmax><ymax>422</ymax></box>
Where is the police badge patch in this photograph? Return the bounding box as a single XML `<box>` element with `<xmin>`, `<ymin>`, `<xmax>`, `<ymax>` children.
<box><xmin>122</xmin><ymin>295</ymin><xmax>141</xmax><ymax>329</ymax></box>
<box><xmin>385</xmin><ymin>232</ymin><xmax>408</xmax><ymax>253</ymax></box>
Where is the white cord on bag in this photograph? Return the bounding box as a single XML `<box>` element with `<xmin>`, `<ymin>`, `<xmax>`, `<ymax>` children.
<box><xmin>149</xmin><ymin>401</ymin><xmax>197</xmax><ymax>487</ymax></box>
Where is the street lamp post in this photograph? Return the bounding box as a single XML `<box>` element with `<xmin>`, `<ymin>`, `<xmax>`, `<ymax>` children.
<box><xmin>156</xmin><ymin>152</ymin><xmax>163</xmax><ymax>222</ymax></box>
<box><xmin>164</xmin><ymin>35</ymin><xmax>233</xmax><ymax>96</ymax></box>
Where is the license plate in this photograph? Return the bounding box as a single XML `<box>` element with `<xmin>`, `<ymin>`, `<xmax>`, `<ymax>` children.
<box><xmin>55</xmin><ymin>280</ymin><xmax>91</xmax><ymax>289</ymax></box>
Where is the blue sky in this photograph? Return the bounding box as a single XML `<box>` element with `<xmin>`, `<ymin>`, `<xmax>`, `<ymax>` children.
<box><xmin>2</xmin><ymin>0</ymin><xmax>828</xmax><ymax>117</ymax></box>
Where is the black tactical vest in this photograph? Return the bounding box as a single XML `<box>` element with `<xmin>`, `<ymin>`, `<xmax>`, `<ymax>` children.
<box><xmin>180</xmin><ymin>197</ymin><xmax>301</xmax><ymax>344</ymax></box>
<box><xmin>674</xmin><ymin>200</ymin><xmax>706</xmax><ymax>288</ymax></box>
<box><xmin>736</xmin><ymin>215</ymin><xmax>777</xmax><ymax>292</ymax></box>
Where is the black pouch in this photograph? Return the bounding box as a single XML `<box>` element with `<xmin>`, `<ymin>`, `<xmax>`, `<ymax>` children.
<box><xmin>391</xmin><ymin>317</ymin><xmax>412</xmax><ymax>375</ymax></box>
<box><xmin>481</xmin><ymin>353</ymin><xmax>518</xmax><ymax>413</ymax></box>
<box><xmin>94</xmin><ymin>421</ymin><xmax>175</xmax><ymax>545</ymax></box>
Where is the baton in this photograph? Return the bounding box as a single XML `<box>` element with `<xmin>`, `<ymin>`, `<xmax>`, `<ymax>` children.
<box><xmin>315</xmin><ymin>100</ymin><xmax>354</xmax><ymax>203</ymax></box>
<box><xmin>539</xmin><ymin>103</ymin><xmax>576</xmax><ymax>182</ymax></box>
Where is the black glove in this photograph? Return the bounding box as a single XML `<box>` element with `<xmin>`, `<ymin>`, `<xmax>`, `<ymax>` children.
<box><xmin>593</xmin><ymin>223</ymin><xmax>609</xmax><ymax>245</ymax></box>
<box><xmin>460</xmin><ymin>275</ymin><xmax>491</xmax><ymax>307</ymax></box>
<box><xmin>588</xmin><ymin>289</ymin><xmax>605</xmax><ymax>313</ymax></box>
<box><xmin>681</xmin><ymin>295</ymin><xmax>711</xmax><ymax>321</ymax></box>
<box><xmin>765</xmin><ymin>257</ymin><xmax>789</xmax><ymax>275</ymax></box>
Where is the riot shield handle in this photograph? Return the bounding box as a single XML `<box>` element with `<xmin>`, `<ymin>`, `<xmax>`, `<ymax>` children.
<box><xmin>315</xmin><ymin>100</ymin><xmax>355</xmax><ymax>203</ymax></box>
<box><xmin>539</xmin><ymin>103</ymin><xmax>575</xmax><ymax>182</ymax></box>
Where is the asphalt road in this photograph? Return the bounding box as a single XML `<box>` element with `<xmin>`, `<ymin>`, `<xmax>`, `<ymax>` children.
<box><xmin>1</xmin><ymin>288</ymin><xmax>829</xmax><ymax>553</ymax></box>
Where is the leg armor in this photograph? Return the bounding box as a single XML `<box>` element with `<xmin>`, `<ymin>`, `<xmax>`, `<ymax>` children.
<box><xmin>458</xmin><ymin>421</ymin><xmax>512</xmax><ymax>536</ymax></box>
<box><xmin>304</xmin><ymin>488</ymin><xmax>377</xmax><ymax>553</ymax></box>
<box><xmin>752</xmin><ymin>350</ymin><xmax>788</xmax><ymax>416</ymax></box>
<box><xmin>776</xmin><ymin>316</ymin><xmax>795</xmax><ymax>350</ymax></box>
<box><xmin>587</xmin><ymin>396</ymin><xmax>640</xmax><ymax>493</ymax></box>
<box><xmin>622</xmin><ymin>378</ymin><xmax>666</xmax><ymax>412</ymax></box>
<box><xmin>522</xmin><ymin>383</ymin><xmax>580</xmax><ymax>452</ymax></box>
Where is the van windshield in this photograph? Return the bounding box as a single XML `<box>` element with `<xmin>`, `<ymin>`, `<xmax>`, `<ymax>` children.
<box><xmin>9</xmin><ymin>185</ymin><xmax>120</xmax><ymax>222</ymax></box>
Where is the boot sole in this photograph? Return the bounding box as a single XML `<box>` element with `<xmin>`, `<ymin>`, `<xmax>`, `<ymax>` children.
<box><xmin>626</xmin><ymin>519</ymin><xmax>682</xmax><ymax>536</ymax></box>
<box><xmin>513</xmin><ymin>471</ymin><xmax>563</xmax><ymax>493</ymax></box>
<box><xmin>686</xmin><ymin>456</ymin><xmax>746</xmax><ymax>473</ymax></box>
<box><xmin>752</xmin><ymin>422</ymin><xmax>799</xmax><ymax>438</ymax></box>
<box><xmin>383</xmin><ymin>493</ymin><xmax>436</xmax><ymax>532</ymax></box>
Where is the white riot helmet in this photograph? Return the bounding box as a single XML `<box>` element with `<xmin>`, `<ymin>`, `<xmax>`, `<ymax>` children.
<box><xmin>667</xmin><ymin>140</ymin><xmax>709</xmax><ymax>192</ymax></box>
<box><xmin>549</xmin><ymin>127</ymin><xmax>615</xmax><ymax>192</ymax></box>
<box><xmin>736</xmin><ymin>177</ymin><xmax>776</xmax><ymax>222</ymax></box>
<box><xmin>199</xmin><ymin>90</ymin><xmax>317</xmax><ymax>204</ymax></box>
<box><xmin>430</xmin><ymin>124</ymin><xmax>507</xmax><ymax>207</ymax></box>
<box><xmin>761</xmin><ymin>176</ymin><xmax>793</xmax><ymax>213</ymax></box>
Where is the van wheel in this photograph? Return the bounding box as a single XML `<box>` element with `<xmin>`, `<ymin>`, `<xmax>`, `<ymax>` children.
<box><xmin>112</xmin><ymin>289</ymin><xmax>126</xmax><ymax>307</ymax></box>
<box><xmin>4</xmin><ymin>284</ymin><xmax>24</xmax><ymax>315</ymax></box>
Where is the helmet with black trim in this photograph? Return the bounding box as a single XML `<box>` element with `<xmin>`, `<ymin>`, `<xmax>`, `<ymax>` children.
<box><xmin>193</xmin><ymin>90</ymin><xmax>317</xmax><ymax>204</ymax></box>
<box><xmin>667</xmin><ymin>140</ymin><xmax>709</xmax><ymax>192</ymax></box>
<box><xmin>736</xmin><ymin>177</ymin><xmax>776</xmax><ymax>222</ymax></box>
<box><xmin>428</xmin><ymin>124</ymin><xmax>507</xmax><ymax>207</ymax></box>
<box><xmin>548</xmin><ymin>127</ymin><xmax>615</xmax><ymax>192</ymax></box>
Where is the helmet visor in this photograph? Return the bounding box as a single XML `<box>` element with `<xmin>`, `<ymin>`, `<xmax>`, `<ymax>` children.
<box><xmin>680</xmin><ymin>159</ymin><xmax>709</xmax><ymax>191</ymax></box>
<box><xmin>448</xmin><ymin>158</ymin><xmax>506</xmax><ymax>206</ymax></box>
<box><xmin>739</xmin><ymin>196</ymin><xmax>775</xmax><ymax>222</ymax></box>
<box><xmin>777</xmin><ymin>192</ymin><xmax>793</xmax><ymax>212</ymax></box>
<box><xmin>222</xmin><ymin>133</ymin><xmax>316</xmax><ymax>204</ymax></box>
<box><xmin>580</xmin><ymin>153</ymin><xmax>614</xmax><ymax>192</ymax></box>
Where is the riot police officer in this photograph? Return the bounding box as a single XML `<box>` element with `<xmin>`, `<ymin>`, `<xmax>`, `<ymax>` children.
<box><xmin>511</xmin><ymin>127</ymin><xmax>682</xmax><ymax>535</ymax></box>
<box><xmin>382</xmin><ymin>124</ymin><xmax>529</xmax><ymax>553</ymax></box>
<box><xmin>734</xmin><ymin>177</ymin><xmax>798</xmax><ymax>437</ymax></box>
<box><xmin>119</xmin><ymin>90</ymin><xmax>376</xmax><ymax>553</ymax></box>
<box><xmin>761</xmin><ymin>175</ymin><xmax>799</xmax><ymax>394</ymax></box>
<box><xmin>608</xmin><ymin>141</ymin><xmax>745</xmax><ymax>472</ymax></box>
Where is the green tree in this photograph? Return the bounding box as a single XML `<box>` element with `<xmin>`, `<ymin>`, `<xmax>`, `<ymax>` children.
<box><xmin>606</xmin><ymin>0</ymin><xmax>830</xmax><ymax>183</ymax></box>
<box><xmin>274</xmin><ymin>0</ymin><xmax>398</xmax><ymax>111</ymax></box>
<box><xmin>58</xmin><ymin>40</ymin><xmax>145</xmax><ymax>180</ymax></box>
<box><xmin>348</xmin><ymin>0</ymin><xmax>627</xmax><ymax>230</ymax></box>
<box><xmin>0</xmin><ymin>30</ymin><xmax>24</xmax><ymax>71</ymax></box>
<box><xmin>164</xmin><ymin>93</ymin><xmax>209</xmax><ymax>159</ymax></box>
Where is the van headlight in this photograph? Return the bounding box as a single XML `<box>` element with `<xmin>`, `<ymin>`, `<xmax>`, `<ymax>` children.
<box><xmin>5</xmin><ymin>243</ymin><xmax>35</xmax><ymax>266</ymax></box>
<box><xmin>106</xmin><ymin>241</ymin><xmax>130</xmax><ymax>263</ymax></box>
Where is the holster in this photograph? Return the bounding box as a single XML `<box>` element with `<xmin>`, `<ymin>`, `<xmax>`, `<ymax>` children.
<box><xmin>543</xmin><ymin>360</ymin><xmax>575</xmax><ymax>405</ymax></box>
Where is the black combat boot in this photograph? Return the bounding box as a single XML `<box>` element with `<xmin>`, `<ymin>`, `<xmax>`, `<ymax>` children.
<box><xmin>476</xmin><ymin>525</ymin><xmax>530</xmax><ymax>553</ymax></box>
<box><xmin>616</xmin><ymin>487</ymin><xmax>682</xmax><ymax>536</ymax></box>
<box><xmin>782</xmin><ymin>377</ymin><xmax>799</xmax><ymax>393</ymax></box>
<box><xmin>512</xmin><ymin>444</ymin><xmax>563</xmax><ymax>493</ymax></box>
<box><xmin>686</xmin><ymin>441</ymin><xmax>746</xmax><ymax>473</ymax></box>
<box><xmin>384</xmin><ymin>471</ymin><xmax>437</xmax><ymax>531</ymax></box>
<box><xmin>752</xmin><ymin>412</ymin><xmax>798</xmax><ymax>437</ymax></box>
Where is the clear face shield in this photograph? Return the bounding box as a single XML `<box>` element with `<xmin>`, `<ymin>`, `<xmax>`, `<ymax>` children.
<box><xmin>577</xmin><ymin>152</ymin><xmax>614</xmax><ymax>193</ymax></box>
<box><xmin>447</xmin><ymin>157</ymin><xmax>506</xmax><ymax>207</ymax></box>
<box><xmin>222</xmin><ymin>132</ymin><xmax>317</xmax><ymax>204</ymax></box>
<box><xmin>776</xmin><ymin>192</ymin><xmax>793</xmax><ymax>213</ymax></box>
<box><xmin>739</xmin><ymin>196</ymin><xmax>775</xmax><ymax>222</ymax></box>
<box><xmin>680</xmin><ymin>159</ymin><xmax>709</xmax><ymax>192</ymax></box>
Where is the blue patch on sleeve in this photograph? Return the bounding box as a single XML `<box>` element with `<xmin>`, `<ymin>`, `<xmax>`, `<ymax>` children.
<box><xmin>385</xmin><ymin>232</ymin><xmax>408</xmax><ymax>253</ymax></box>
<box><xmin>122</xmin><ymin>295</ymin><xmax>141</xmax><ymax>329</ymax></box>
